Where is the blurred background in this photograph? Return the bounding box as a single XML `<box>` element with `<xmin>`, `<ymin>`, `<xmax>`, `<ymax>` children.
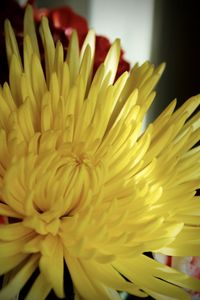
<box><xmin>18</xmin><ymin>0</ymin><xmax>200</xmax><ymax>124</ymax></box>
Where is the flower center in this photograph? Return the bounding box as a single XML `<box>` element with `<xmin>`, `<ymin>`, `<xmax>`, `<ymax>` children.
<box><xmin>23</xmin><ymin>214</ymin><xmax>61</xmax><ymax>236</ymax></box>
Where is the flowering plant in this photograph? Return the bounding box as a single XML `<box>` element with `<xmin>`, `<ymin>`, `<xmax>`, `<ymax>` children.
<box><xmin>0</xmin><ymin>2</ymin><xmax>199</xmax><ymax>300</ymax></box>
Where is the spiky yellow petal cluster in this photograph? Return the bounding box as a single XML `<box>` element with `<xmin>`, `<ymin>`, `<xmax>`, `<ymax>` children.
<box><xmin>0</xmin><ymin>5</ymin><xmax>200</xmax><ymax>300</ymax></box>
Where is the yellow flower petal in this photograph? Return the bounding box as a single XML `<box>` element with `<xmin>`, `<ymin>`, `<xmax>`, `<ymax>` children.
<box><xmin>0</xmin><ymin>254</ymin><xmax>27</xmax><ymax>276</ymax></box>
<box><xmin>4</xmin><ymin>20</ymin><xmax>22</xmax><ymax>68</ymax></box>
<box><xmin>0</xmin><ymin>223</ymin><xmax>32</xmax><ymax>241</ymax></box>
<box><xmin>0</xmin><ymin>254</ymin><xmax>39</xmax><ymax>299</ymax></box>
<box><xmin>80</xmin><ymin>260</ymin><xmax>147</xmax><ymax>297</ymax></box>
<box><xmin>39</xmin><ymin>17</ymin><xmax>55</xmax><ymax>84</ymax></box>
<box><xmin>114</xmin><ymin>255</ymin><xmax>198</xmax><ymax>300</ymax></box>
<box><xmin>25</xmin><ymin>273</ymin><xmax>51</xmax><ymax>300</ymax></box>
<box><xmin>39</xmin><ymin>235</ymin><xmax>64</xmax><ymax>298</ymax></box>
<box><xmin>66</xmin><ymin>30</ymin><xmax>80</xmax><ymax>85</ymax></box>
<box><xmin>103</xmin><ymin>39</ymin><xmax>120</xmax><ymax>85</ymax></box>
<box><xmin>24</xmin><ymin>4</ymin><xmax>40</xmax><ymax>57</ymax></box>
<box><xmin>65</xmin><ymin>251</ymin><xmax>121</xmax><ymax>300</ymax></box>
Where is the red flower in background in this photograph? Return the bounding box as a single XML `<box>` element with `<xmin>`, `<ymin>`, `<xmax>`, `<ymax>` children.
<box><xmin>0</xmin><ymin>0</ymin><xmax>130</xmax><ymax>85</ymax></box>
<box><xmin>32</xmin><ymin>1</ymin><xmax>130</xmax><ymax>79</ymax></box>
<box><xmin>32</xmin><ymin>4</ymin><xmax>88</xmax><ymax>47</ymax></box>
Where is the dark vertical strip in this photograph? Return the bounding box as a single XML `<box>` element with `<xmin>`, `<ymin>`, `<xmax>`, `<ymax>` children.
<box><xmin>149</xmin><ymin>0</ymin><xmax>200</xmax><ymax>122</ymax></box>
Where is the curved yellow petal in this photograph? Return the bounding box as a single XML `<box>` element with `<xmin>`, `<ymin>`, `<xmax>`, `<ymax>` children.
<box><xmin>0</xmin><ymin>254</ymin><xmax>39</xmax><ymax>300</ymax></box>
<box><xmin>39</xmin><ymin>235</ymin><xmax>64</xmax><ymax>298</ymax></box>
<box><xmin>65</xmin><ymin>251</ymin><xmax>121</xmax><ymax>300</ymax></box>
<box><xmin>25</xmin><ymin>273</ymin><xmax>51</xmax><ymax>300</ymax></box>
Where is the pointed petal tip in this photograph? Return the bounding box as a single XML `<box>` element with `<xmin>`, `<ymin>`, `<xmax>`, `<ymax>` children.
<box><xmin>88</xmin><ymin>28</ymin><xmax>95</xmax><ymax>36</ymax></box>
<box><xmin>157</xmin><ymin>62</ymin><xmax>166</xmax><ymax>75</ymax></box>
<box><xmin>191</xmin><ymin>93</ymin><xmax>200</xmax><ymax>104</ymax></box>
<box><xmin>68</xmin><ymin>30</ymin><xmax>79</xmax><ymax>50</ymax></box>
<box><xmin>114</xmin><ymin>38</ymin><xmax>121</xmax><ymax>46</ymax></box>
<box><xmin>24</xmin><ymin>4</ymin><xmax>34</xmax><ymax>25</ymax></box>
<box><xmin>40</xmin><ymin>15</ymin><xmax>49</xmax><ymax>27</ymax></box>
<box><xmin>25</xmin><ymin>3</ymin><xmax>33</xmax><ymax>14</ymax></box>
<box><xmin>113</xmin><ymin>39</ymin><xmax>121</xmax><ymax>55</ymax></box>
<box><xmin>4</xmin><ymin>18</ymin><xmax>10</xmax><ymax>28</ymax></box>
<box><xmin>4</xmin><ymin>19</ymin><xmax>12</xmax><ymax>37</ymax></box>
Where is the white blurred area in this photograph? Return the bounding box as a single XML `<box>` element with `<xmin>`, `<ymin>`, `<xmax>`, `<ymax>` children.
<box><xmin>89</xmin><ymin>0</ymin><xmax>155</xmax><ymax>66</ymax></box>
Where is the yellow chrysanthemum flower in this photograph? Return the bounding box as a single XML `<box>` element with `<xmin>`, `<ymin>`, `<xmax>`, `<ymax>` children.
<box><xmin>0</xmin><ymin>5</ymin><xmax>200</xmax><ymax>300</ymax></box>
